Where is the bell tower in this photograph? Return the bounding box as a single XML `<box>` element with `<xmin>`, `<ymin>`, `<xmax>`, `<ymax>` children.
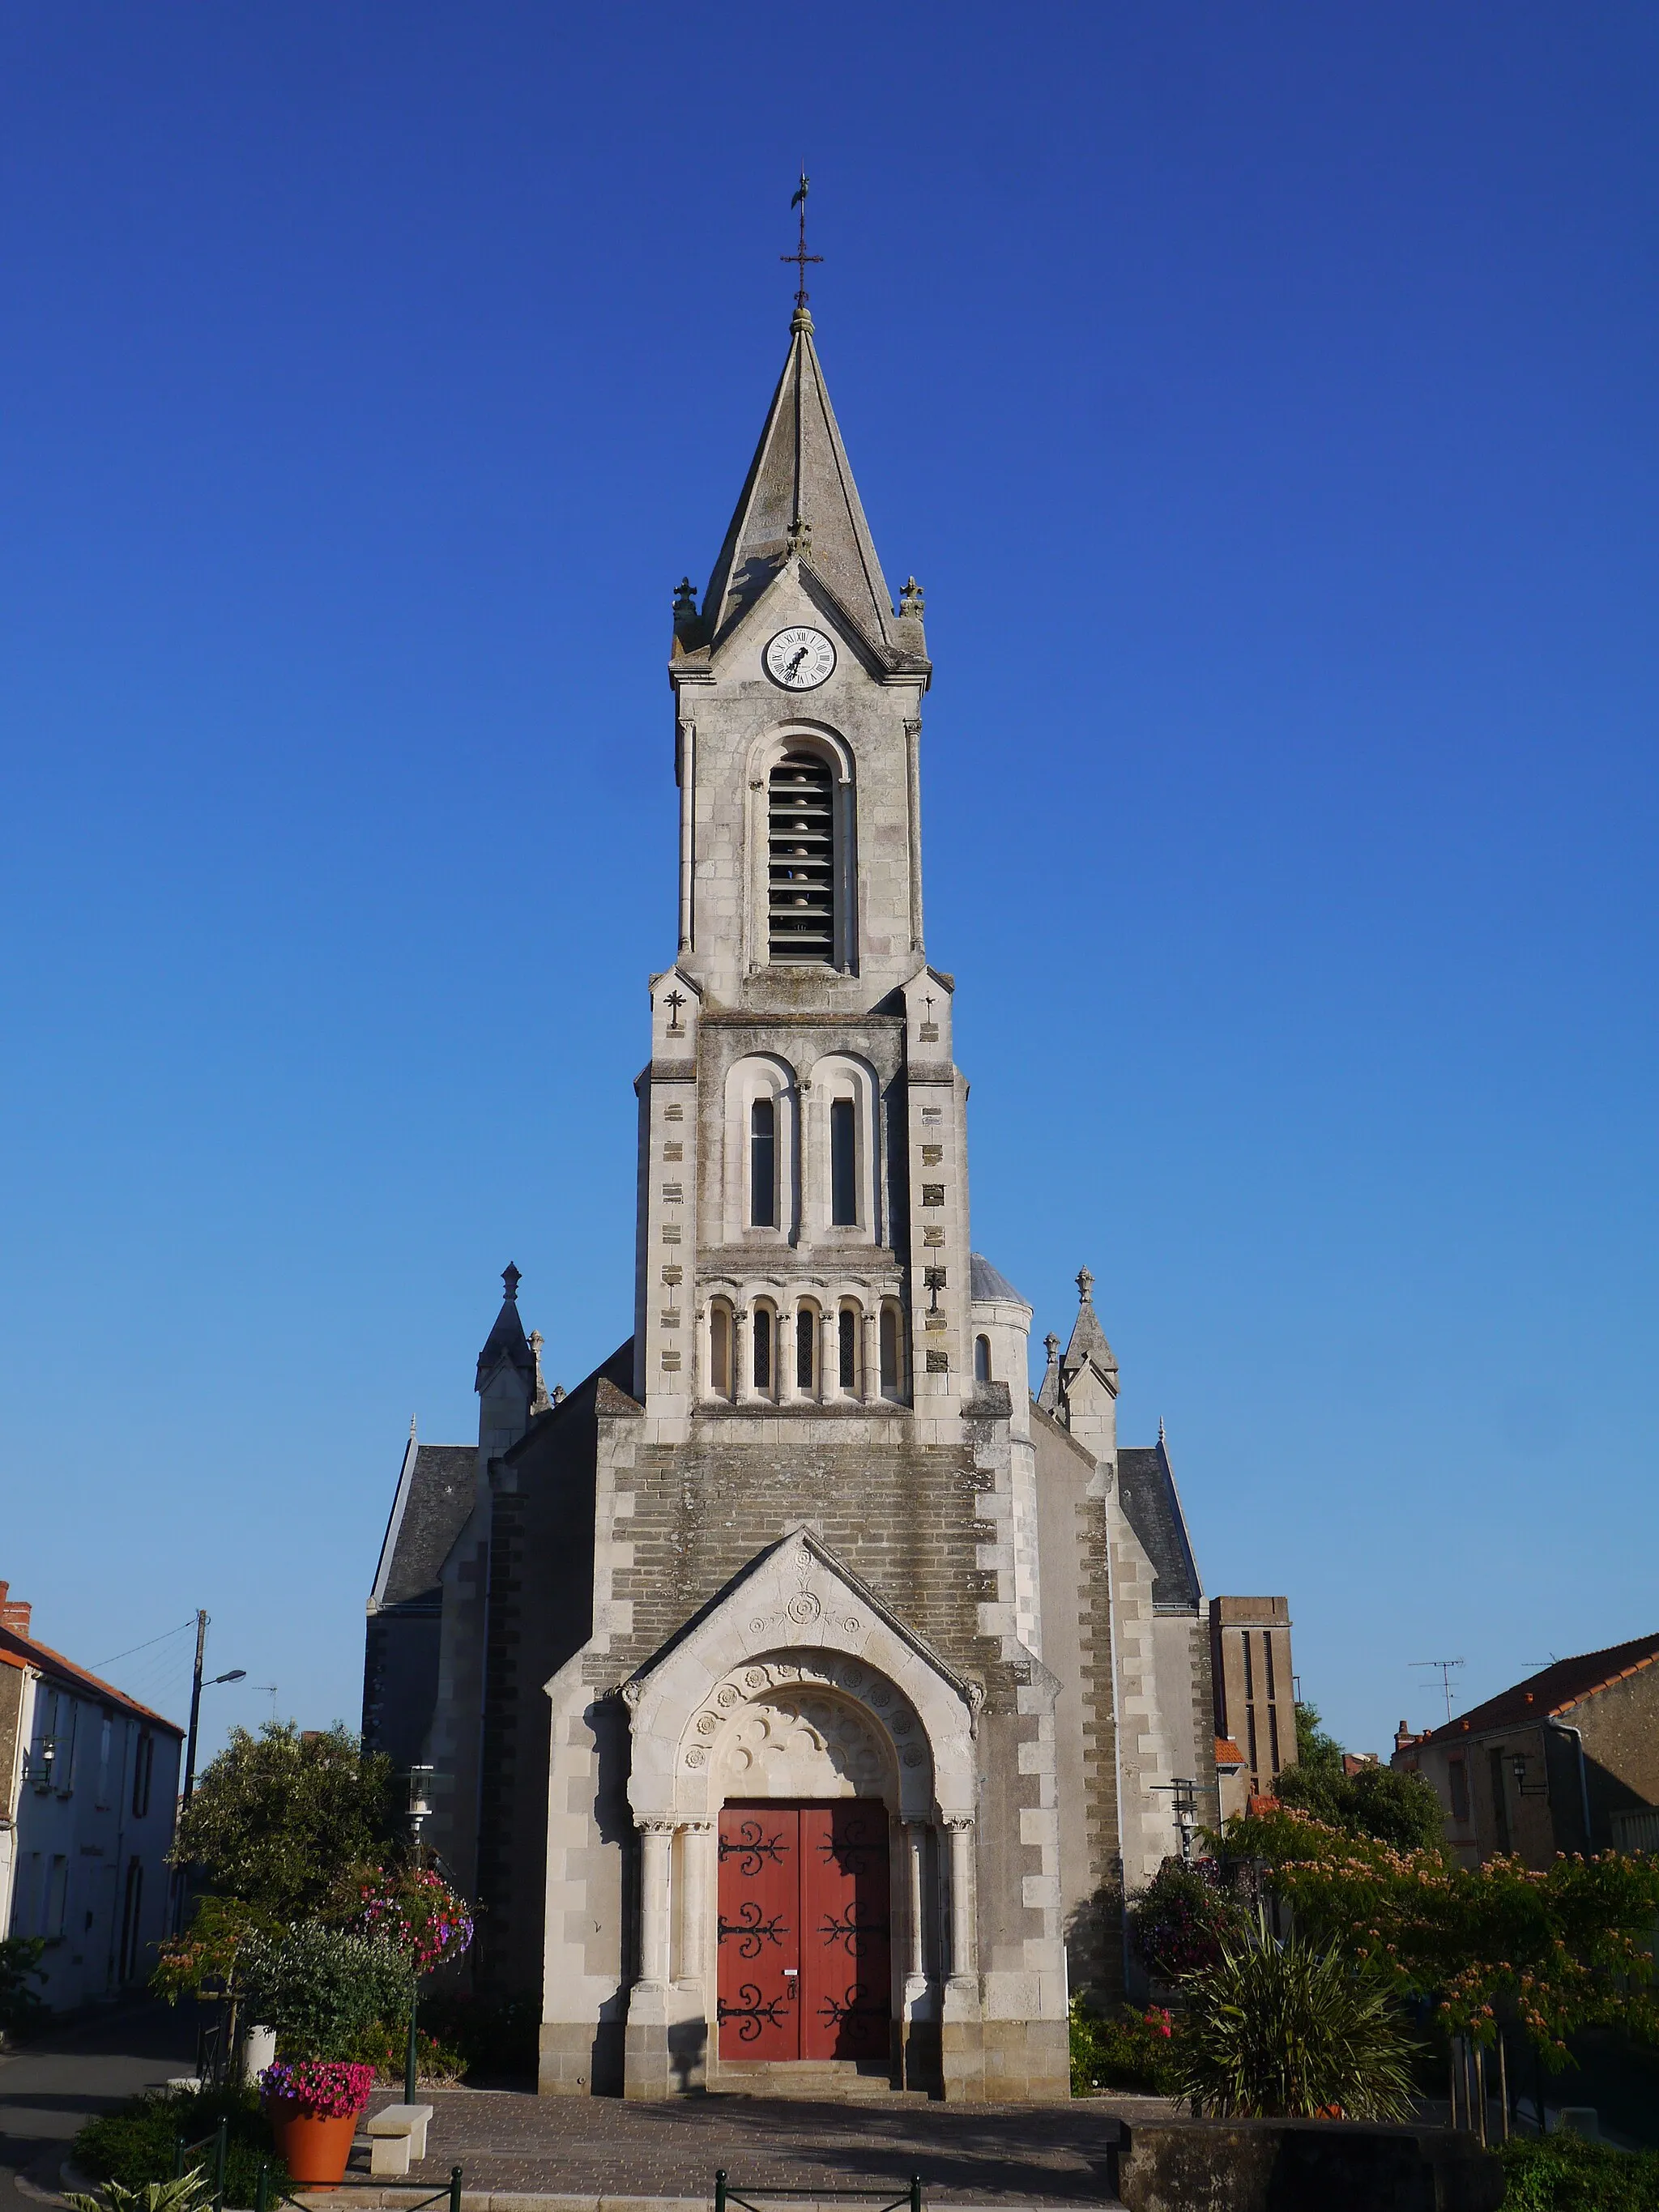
<box><xmin>633</xmin><ymin>299</ymin><xmax>971</xmax><ymax>1440</ymax></box>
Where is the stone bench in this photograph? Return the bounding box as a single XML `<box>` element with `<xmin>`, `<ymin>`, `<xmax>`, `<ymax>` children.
<box><xmin>366</xmin><ymin>2104</ymin><xmax>434</xmax><ymax>2178</ymax></box>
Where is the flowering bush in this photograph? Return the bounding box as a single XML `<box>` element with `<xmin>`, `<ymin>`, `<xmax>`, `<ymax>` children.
<box><xmin>258</xmin><ymin>2061</ymin><xmax>376</xmax><ymax>2118</ymax></box>
<box><xmin>1225</xmin><ymin>1803</ymin><xmax>1659</xmax><ymax>2060</ymax></box>
<box><xmin>240</xmin><ymin>1923</ymin><xmax>411</xmax><ymax>2061</ymax></box>
<box><xmin>355</xmin><ymin>1866</ymin><xmax>474</xmax><ymax>1972</ymax></box>
<box><xmin>1068</xmin><ymin>1997</ymin><xmax>1184</xmax><ymax>2095</ymax></box>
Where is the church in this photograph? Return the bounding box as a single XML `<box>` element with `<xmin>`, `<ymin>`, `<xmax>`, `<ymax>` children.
<box><xmin>363</xmin><ymin>281</ymin><xmax>1283</xmax><ymax>2102</ymax></box>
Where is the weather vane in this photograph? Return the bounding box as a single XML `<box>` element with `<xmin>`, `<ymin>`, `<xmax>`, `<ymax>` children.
<box><xmin>781</xmin><ymin>169</ymin><xmax>822</xmax><ymax>311</ymax></box>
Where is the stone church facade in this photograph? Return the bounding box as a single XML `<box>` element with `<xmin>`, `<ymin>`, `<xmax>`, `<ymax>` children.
<box><xmin>365</xmin><ymin>300</ymin><xmax>1252</xmax><ymax>2102</ymax></box>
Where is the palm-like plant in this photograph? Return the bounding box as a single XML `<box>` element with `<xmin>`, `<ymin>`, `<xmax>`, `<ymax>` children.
<box><xmin>1169</xmin><ymin>1912</ymin><xmax>1420</xmax><ymax>2120</ymax></box>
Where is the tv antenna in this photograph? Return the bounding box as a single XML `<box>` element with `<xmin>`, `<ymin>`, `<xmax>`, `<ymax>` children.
<box><xmin>1410</xmin><ymin>1657</ymin><xmax>1465</xmax><ymax>1724</ymax></box>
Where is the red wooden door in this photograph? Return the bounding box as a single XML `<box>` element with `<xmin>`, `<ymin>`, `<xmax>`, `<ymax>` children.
<box><xmin>717</xmin><ymin>1808</ymin><xmax>800</xmax><ymax>2058</ymax></box>
<box><xmin>718</xmin><ymin>1803</ymin><xmax>893</xmax><ymax>2063</ymax></box>
<box><xmin>801</xmin><ymin>1804</ymin><xmax>892</xmax><ymax>2060</ymax></box>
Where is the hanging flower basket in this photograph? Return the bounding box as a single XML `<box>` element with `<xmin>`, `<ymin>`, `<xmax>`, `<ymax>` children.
<box><xmin>355</xmin><ymin>1866</ymin><xmax>474</xmax><ymax>1971</ymax></box>
<box><xmin>259</xmin><ymin>2061</ymin><xmax>376</xmax><ymax>2186</ymax></box>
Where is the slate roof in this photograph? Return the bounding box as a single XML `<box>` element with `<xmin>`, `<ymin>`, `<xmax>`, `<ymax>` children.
<box><xmin>370</xmin><ymin>1442</ymin><xmax>477</xmax><ymax>1613</ymax></box>
<box><xmin>0</xmin><ymin>1623</ymin><xmax>183</xmax><ymax>1733</ymax></box>
<box><xmin>700</xmin><ymin>309</ymin><xmax>898</xmax><ymax>653</ymax></box>
<box><xmin>970</xmin><ymin>1253</ymin><xmax>1028</xmax><ymax>1306</ymax></box>
<box><xmin>1412</xmin><ymin>1631</ymin><xmax>1659</xmax><ymax>1749</ymax></box>
<box><xmin>1116</xmin><ymin>1436</ymin><xmax>1203</xmax><ymax>1615</ymax></box>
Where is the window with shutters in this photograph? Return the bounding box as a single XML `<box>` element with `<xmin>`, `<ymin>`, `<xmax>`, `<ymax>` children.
<box><xmin>768</xmin><ymin>752</ymin><xmax>836</xmax><ymax>964</ymax></box>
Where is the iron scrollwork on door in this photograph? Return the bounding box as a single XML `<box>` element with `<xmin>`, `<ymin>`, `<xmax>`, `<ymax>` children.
<box><xmin>718</xmin><ymin>1899</ymin><xmax>791</xmax><ymax>1957</ymax></box>
<box><xmin>817</xmin><ymin>1905</ymin><xmax>889</xmax><ymax>1957</ymax></box>
<box><xmin>719</xmin><ymin>1818</ymin><xmax>789</xmax><ymax>1875</ymax></box>
<box><xmin>814</xmin><ymin>1809</ymin><xmax>885</xmax><ymax>1872</ymax></box>
<box><xmin>815</xmin><ymin>1980</ymin><xmax>887</xmax><ymax>2031</ymax></box>
<box><xmin>718</xmin><ymin>1983</ymin><xmax>793</xmax><ymax>2042</ymax></box>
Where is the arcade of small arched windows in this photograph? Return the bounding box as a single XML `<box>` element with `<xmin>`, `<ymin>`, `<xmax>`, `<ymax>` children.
<box><xmin>702</xmin><ymin>1289</ymin><xmax>908</xmax><ymax>1406</ymax></box>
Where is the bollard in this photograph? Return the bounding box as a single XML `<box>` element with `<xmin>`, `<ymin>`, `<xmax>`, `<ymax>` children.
<box><xmin>255</xmin><ymin>2162</ymin><xmax>270</xmax><ymax>2212</ymax></box>
<box><xmin>910</xmin><ymin>2176</ymin><xmax>922</xmax><ymax>2212</ymax></box>
<box><xmin>450</xmin><ymin>2164</ymin><xmax>463</xmax><ymax>2212</ymax></box>
<box><xmin>714</xmin><ymin>2170</ymin><xmax>728</xmax><ymax>2212</ymax></box>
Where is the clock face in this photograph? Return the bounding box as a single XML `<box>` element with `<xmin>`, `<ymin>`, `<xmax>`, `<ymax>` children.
<box><xmin>765</xmin><ymin>626</ymin><xmax>836</xmax><ymax>690</ymax></box>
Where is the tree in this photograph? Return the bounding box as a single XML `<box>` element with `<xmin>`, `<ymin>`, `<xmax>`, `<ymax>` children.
<box><xmin>1276</xmin><ymin>1703</ymin><xmax>1444</xmax><ymax>1852</ymax></box>
<box><xmin>171</xmin><ymin>1724</ymin><xmax>393</xmax><ymax>1922</ymax></box>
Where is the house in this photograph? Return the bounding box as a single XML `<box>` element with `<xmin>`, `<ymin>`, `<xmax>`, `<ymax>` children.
<box><xmin>1391</xmin><ymin>1630</ymin><xmax>1659</xmax><ymax>1867</ymax></box>
<box><xmin>0</xmin><ymin>1583</ymin><xmax>182</xmax><ymax>2010</ymax></box>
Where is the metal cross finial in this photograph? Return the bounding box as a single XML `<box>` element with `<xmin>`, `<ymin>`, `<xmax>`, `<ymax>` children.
<box><xmin>664</xmin><ymin>989</ymin><xmax>686</xmax><ymax>1034</ymax></box>
<box><xmin>1076</xmin><ymin>1264</ymin><xmax>1094</xmax><ymax>1304</ymax></box>
<box><xmin>782</xmin><ymin>170</ymin><xmax>823</xmax><ymax>312</ymax></box>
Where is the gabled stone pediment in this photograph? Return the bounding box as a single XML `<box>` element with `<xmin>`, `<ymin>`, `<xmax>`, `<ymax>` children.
<box><xmin>621</xmin><ymin>1526</ymin><xmax>978</xmax><ymax>1820</ymax></box>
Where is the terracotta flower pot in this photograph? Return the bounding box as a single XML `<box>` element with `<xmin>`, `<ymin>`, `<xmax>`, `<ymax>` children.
<box><xmin>267</xmin><ymin>2106</ymin><xmax>360</xmax><ymax>2187</ymax></box>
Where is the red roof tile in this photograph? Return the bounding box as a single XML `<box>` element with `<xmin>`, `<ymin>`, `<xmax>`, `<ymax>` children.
<box><xmin>0</xmin><ymin>1623</ymin><xmax>183</xmax><ymax>1733</ymax></box>
<box><xmin>1414</xmin><ymin>1630</ymin><xmax>1659</xmax><ymax>1748</ymax></box>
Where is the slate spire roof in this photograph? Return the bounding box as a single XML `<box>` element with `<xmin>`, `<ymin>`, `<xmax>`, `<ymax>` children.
<box><xmin>476</xmin><ymin>1261</ymin><xmax>535</xmax><ymax>1391</ymax></box>
<box><xmin>1062</xmin><ymin>1264</ymin><xmax>1119</xmax><ymax>1385</ymax></box>
<box><xmin>699</xmin><ymin>305</ymin><xmax>898</xmax><ymax>654</ymax></box>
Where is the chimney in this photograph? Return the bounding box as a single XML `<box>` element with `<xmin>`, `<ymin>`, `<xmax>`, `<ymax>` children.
<box><xmin>0</xmin><ymin>1583</ymin><xmax>32</xmax><ymax>1639</ymax></box>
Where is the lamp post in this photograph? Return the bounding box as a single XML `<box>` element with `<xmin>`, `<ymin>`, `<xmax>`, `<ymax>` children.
<box><xmin>174</xmin><ymin>1613</ymin><xmax>246</xmax><ymax>1933</ymax></box>
<box><xmin>403</xmin><ymin>1766</ymin><xmax>434</xmax><ymax>2108</ymax></box>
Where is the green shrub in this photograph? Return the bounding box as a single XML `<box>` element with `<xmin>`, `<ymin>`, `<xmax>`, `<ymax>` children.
<box><xmin>1069</xmin><ymin>1997</ymin><xmax>1183</xmax><ymax>2095</ymax></box>
<box><xmin>1497</xmin><ymin>2132</ymin><xmax>1659</xmax><ymax>2211</ymax></box>
<box><xmin>1170</xmin><ymin>1913</ymin><xmax>1420</xmax><ymax>2120</ymax></box>
<box><xmin>0</xmin><ymin>1937</ymin><xmax>46</xmax><ymax>2037</ymax></box>
<box><xmin>240</xmin><ymin>1922</ymin><xmax>411</xmax><ymax>2060</ymax></box>
<box><xmin>344</xmin><ymin>2018</ymin><xmax>469</xmax><ymax>2086</ymax></box>
<box><xmin>73</xmin><ymin>2087</ymin><xmax>285</xmax><ymax>2206</ymax></box>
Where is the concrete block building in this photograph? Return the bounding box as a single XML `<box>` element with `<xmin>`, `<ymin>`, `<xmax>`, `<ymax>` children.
<box><xmin>365</xmin><ymin>292</ymin><xmax>1288</xmax><ymax>2099</ymax></box>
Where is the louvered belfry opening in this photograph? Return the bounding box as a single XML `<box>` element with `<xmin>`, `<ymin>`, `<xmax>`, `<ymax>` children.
<box><xmin>769</xmin><ymin>751</ymin><xmax>836</xmax><ymax>964</ymax></box>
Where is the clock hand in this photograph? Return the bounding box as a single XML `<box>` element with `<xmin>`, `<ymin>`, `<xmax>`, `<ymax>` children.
<box><xmin>785</xmin><ymin>646</ymin><xmax>808</xmax><ymax>677</ymax></box>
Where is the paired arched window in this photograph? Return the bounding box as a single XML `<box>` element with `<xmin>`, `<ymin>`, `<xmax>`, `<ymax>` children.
<box><xmin>796</xmin><ymin>1305</ymin><xmax>818</xmax><ymax>1392</ymax></box>
<box><xmin>753</xmin><ymin>1304</ymin><xmax>775</xmax><ymax>1393</ymax></box>
<box><xmin>769</xmin><ymin>752</ymin><xmax>836</xmax><ymax>965</ymax></box>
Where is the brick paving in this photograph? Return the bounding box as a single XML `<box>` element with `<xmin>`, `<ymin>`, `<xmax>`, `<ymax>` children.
<box><xmin>345</xmin><ymin>2086</ymin><xmax>1171</xmax><ymax>2206</ymax></box>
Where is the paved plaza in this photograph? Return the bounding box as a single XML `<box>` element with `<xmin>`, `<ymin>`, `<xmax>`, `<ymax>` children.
<box><xmin>346</xmin><ymin>2086</ymin><xmax>1167</xmax><ymax>2208</ymax></box>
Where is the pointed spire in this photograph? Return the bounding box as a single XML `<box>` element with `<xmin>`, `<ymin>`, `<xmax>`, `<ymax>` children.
<box><xmin>1062</xmin><ymin>1262</ymin><xmax>1119</xmax><ymax>1384</ymax></box>
<box><xmin>476</xmin><ymin>1262</ymin><xmax>534</xmax><ymax>1391</ymax></box>
<box><xmin>1036</xmin><ymin>1331</ymin><xmax>1062</xmax><ymax>1417</ymax></box>
<box><xmin>698</xmin><ymin>312</ymin><xmax>898</xmax><ymax>654</ymax></box>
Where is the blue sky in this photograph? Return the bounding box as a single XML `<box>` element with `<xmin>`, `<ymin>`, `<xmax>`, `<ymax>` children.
<box><xmin>2</xmin><ymin>4</ymin><xmax>1654</xmax><ymax>1768</ymax></box>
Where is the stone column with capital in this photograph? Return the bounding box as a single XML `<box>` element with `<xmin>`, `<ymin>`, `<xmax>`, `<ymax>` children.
<box><xmin>676</xmin><ymin>1819</ymin><xmax>714</xmax><ymax>1991</ymax></box>
<box><xmin>624</xmin><ymin>1818</ymin><xmax>679</xmax><ymax>2099</ymax></box>
<box><xmin>780</xmin><ymin>1302</ymin><xmax>800</xmax><ymax>1404</ymax></box>
<box><xmin>862</xmin><ymin>1307</ymin><xmax>880</xmax><ymax>1404</ymax></box>
<box><xmin>733</xmin><ymin>1307</ymin><xmax>752</xmax><ymax>1403</ymax></box>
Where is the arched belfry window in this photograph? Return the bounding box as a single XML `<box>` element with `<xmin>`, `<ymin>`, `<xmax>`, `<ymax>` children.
<box><xmin>749</xmin><ymin>1098</ymin><xmax>777</xmax><ymax>1229</ymax></box>
<box><xmin>769</xmin><ymin>752</ymin><xmax>836</xmax><ymax>965</ymax></box>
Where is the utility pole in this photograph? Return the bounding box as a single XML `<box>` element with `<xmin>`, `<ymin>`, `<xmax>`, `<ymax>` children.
<box><xmin>183</xmin><ymin>1610</ymin><xmax>209</xmax><ymax>1806</ymax></box>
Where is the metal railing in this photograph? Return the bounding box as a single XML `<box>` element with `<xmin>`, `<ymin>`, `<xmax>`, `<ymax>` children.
<box><xmin>715</xmin><ymin>2178</ymin><xmax>922</xmax><ymax>2212</ymax></box>
<box><xmin>254</xmin><ymin>2162</ymin><xmax>463</xmax><ymax>2212</ymax></box>
<box><xmin>172</xmin><ymin>2120</ymin><xmax>228</xmax><ymax>2212</ymax></box>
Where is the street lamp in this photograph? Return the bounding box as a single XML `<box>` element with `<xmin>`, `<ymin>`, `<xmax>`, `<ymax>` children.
<box><xmin>403</xmin><ymin>1767</ymin><xmax>435</xmax><ymax>2107</ymax></box>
